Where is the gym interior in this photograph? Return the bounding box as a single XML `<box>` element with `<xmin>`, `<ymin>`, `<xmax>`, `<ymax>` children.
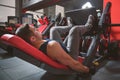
<box><xmin>0</xmin><ymin>0</ymin><xmax>120</xmax><ymax>80</ymax></box>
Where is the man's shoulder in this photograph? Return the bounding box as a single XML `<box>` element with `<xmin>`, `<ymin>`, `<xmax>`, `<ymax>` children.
<box><xmin>48</xmin><ymin>40</ymin><xmax>59</xmax><ymax>45</ymax></box>
<box><xmin>47</xmin><ymin>40</ymin><xmax>60</xmax><ymax>48</ymax></box>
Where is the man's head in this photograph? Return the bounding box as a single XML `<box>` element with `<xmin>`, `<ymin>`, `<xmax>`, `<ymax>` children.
<box><xmin>15</xmin><ymin>24</ymin><xmax>42</xmax><ymax>45</ymax></box>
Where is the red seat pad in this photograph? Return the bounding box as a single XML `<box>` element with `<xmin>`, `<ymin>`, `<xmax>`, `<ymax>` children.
<box><xmin>38</xmin><ymin>24</ymin><xmax>48</xmax><ymax>33</ymax></box>
<box><xmin>0</xmin><ymin>34</ymin><xmax>68</xmax><ymax>69</ymax></box>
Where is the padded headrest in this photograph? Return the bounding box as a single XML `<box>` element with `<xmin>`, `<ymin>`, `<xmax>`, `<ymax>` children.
<box><xmin>0</xmin><ymin>34</ymin><xmax>68</xmax><ymax>69</ymax></box>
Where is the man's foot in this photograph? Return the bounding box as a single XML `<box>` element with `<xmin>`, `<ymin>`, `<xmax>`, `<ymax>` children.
<box><xmin>85</xmin><ymin>15</ymin><xmax>94</xmax><ymax>31</ymax></box>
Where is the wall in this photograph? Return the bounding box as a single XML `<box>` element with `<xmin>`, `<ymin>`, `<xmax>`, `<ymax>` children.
<box><xmin>44</xmin><ymin>5</ymin><xmax>56</xmax><ymax>19</ymax></box>
<box><xmin>44</xmin><ymin>5</ymin><xmax>64</xmax><ymax>20</ymax></box>
<box><xmin>104</xmin><ymin>0</ymin><xmax>120</xmax><ymax>40</ymax></box>
<box><xmin>0</xmin><ymin>0</ymin><xmax>15</xmax><ymax>22</ymax></box>
<box><xmin>56</xmin><ymin>5</ymin><xmax>64</xmax><ymax>17</ymax></box>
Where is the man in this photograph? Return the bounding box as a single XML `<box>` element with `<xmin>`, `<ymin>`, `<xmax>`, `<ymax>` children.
<box><xmin>15</xmin><ymin>22</ymin><xmax>93</xmax><ymax>73</ymax></box>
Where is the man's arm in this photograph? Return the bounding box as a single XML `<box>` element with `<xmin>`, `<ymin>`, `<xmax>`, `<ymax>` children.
<box><xmin>47</xmin><ymin>40</ymin><xmax>89</xmax><ymax>73</ymax></box>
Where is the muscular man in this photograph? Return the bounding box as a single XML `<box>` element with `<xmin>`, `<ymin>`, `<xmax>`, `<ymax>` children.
<box><xmin>15</xmin><ymin>23</ymin><xmax>92</xmax><ymax>73</ymax></box>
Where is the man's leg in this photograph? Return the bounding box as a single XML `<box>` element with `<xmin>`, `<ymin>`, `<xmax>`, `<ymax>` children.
<box><xmin>65</xmin><ymin>25</ymin><xmax>89</xmax><ymax>59</ymax></box>
<box><xmin>50</xmin><ymin>26</ymin><xmax>72</xmax><ymax>43</ymax></box>
<box><xmin>65</xmin><ymin>15</ymin><xmax>94</xmax><ymax>59</ymax></box>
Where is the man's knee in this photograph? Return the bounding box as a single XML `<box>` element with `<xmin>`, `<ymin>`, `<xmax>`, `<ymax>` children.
<box><xmin>50</xmin><ymin>27</ymin><xmax>58</xmax><ymax>33</ymax></box>
<box><xmin>69</xmin><ymin>27</ymin><xmax>80</xmax><ymax>35</ymax></box>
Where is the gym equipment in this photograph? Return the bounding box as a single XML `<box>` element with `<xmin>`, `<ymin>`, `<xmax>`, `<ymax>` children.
<box><xmin>22</xmin><ymin>13</ymin><xmax>33</xmax><ymax>25</ymax></box>
<box><xmin>38</xmin><ymin>13</ymin><xmax>62</xmax><ymax>37</ymax></box>
<box><xmin>98</xmin><ymin>1</ymin><xmax>120</xmax><ymax>58</ymax></box>
<box><xmin>65</xmin><ymin>7</ymin><xmax>97</xmax><ymax>25</ymax></box>
<box><xmin>83</xmin><ymin>2</ymin><xmax>120</xmax><ymax>77</ymax></box>
<box><xmin>78</xmin><ymin>2</ymin><xmax>120</xmax><ymax>79</ymax></box>
<box><xmin>0</xmin><ymin>16</ymin><xmax>20</xmax><ymax>35</ymax></box>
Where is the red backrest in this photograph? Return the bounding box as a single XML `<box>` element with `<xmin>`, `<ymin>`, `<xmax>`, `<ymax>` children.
<box><xmin>0</xmin><ymin>34</ymin><xmax>68</xmax><ymax>69</ymax></box>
